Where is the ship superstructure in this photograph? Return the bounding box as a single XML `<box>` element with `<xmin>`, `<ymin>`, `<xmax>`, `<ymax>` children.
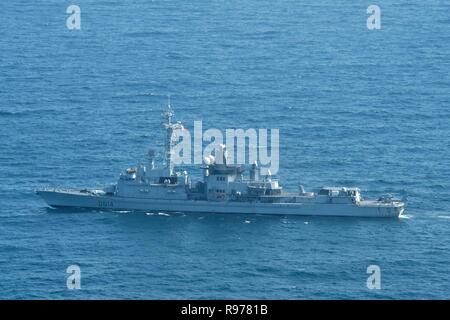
<box><xmin>37</xmin><ymin>103</ymin><xmax>405</xmax><ymax>218</ymax></box>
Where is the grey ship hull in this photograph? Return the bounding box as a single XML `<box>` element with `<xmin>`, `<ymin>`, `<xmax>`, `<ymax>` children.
<box><xmin>37</xmin><ymin>189</ymin><xmax>404</xmax><ymax>218</ymax></box>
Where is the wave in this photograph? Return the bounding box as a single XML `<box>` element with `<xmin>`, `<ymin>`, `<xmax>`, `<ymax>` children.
<box><xmin>124</xmin><ymin>31</ymin><xmax>169</xmax><ymax>38</ymax></box>
<box><xmin>0</xmin><ymin>109</ymin><xmax>59</xmax><ymax>117</ymax></box>
<box><xmin>157</xmin><ymin>212</ymin><xmax>170</xmax><ymax>216</ymax></box>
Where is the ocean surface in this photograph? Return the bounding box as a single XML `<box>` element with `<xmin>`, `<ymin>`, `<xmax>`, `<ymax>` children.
<box><xmin>1</xmin><ymin>0</ymin><xmax>449</xmax><ymax>299</ymax></box>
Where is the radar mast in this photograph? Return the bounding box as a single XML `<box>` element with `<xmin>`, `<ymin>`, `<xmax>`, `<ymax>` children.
<box><xmin>161</xmin><ymin>95</ymin><xmax>183</xmax><ymax>176</ymax></box>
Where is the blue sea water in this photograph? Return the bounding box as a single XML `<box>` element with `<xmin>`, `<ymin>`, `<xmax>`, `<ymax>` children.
<box><xmin>1</xmin><ymin>0</ymin><xmax>449</xmax><ymax>299</ymax></box>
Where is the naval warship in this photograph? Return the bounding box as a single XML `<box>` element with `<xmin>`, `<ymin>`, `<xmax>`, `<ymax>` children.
<box><xmin>37</xmin><ymin>103</ymin><xmax>406</xmax><ymax>218</ymax></box>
